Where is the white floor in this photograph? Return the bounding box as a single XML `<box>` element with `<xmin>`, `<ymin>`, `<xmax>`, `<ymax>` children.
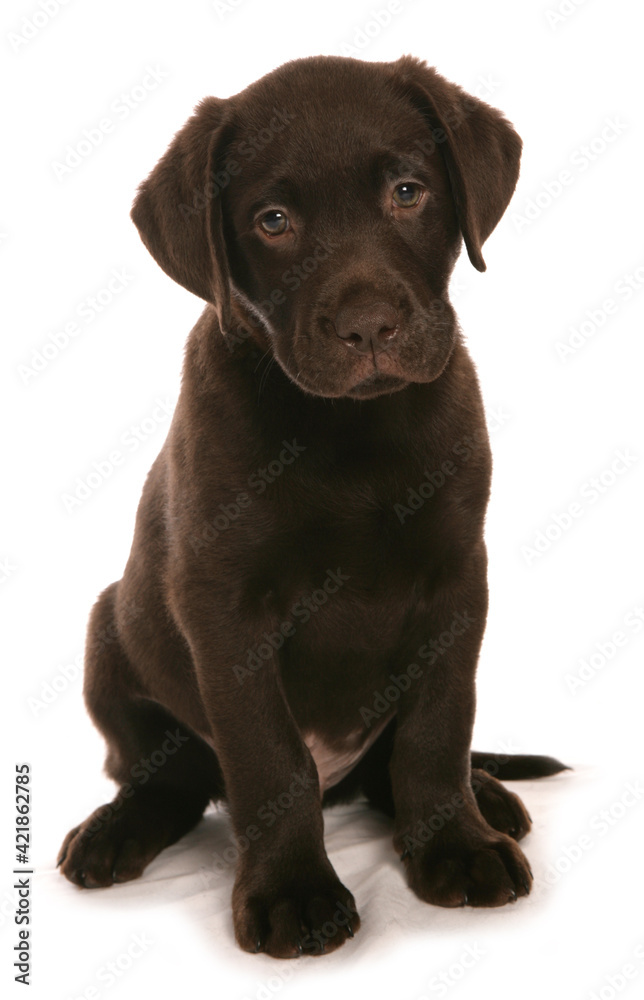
<box><xmin>17</xmin><ymin>761</ymin><xmax>642</xmax><ymax>1000</ymax></box>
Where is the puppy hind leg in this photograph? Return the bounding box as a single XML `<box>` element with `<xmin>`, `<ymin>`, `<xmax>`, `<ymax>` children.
<box><xmin>58</xmin><ymin>583</ymin><xmax>223</xmax><ymax>888</ymax></box>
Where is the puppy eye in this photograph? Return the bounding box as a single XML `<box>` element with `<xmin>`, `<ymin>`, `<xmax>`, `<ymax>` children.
<box><xmin>258</xmin><ymin>210</ymin><xmax>289</xmax><ymax>236</ymax></box>
<box><xmin>392</xmin><ymin>183</ymin><xmax>423</xmax><ymax>208</ymax></box>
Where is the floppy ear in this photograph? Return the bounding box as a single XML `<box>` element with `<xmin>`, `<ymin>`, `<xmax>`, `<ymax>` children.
<box><xmin>131</xmin><ymin>97</ymin><xmax>234</xmax><ymax>328</ymax></box>
<box><xmin>393</xmin><ymin>57</ymin><xmax>522</xmax><ymax>271</ymax></box>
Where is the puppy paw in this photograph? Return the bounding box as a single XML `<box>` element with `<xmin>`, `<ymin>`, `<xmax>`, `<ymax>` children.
<box><xmin>472</xmin><ymin>769</ymin><xmax>532</xmax><ymax>841</ymax></box>
<box><xmin>400</xmin><ymin>825</ymin><xmax>532</xmax><ymax>908</ymax></box>
<box><xmin>233</xmin><ymin>864</ymin><xmax>359</xmax><ymax>958</ymax></box>
<box><xmin>58</xmin><ymin>793</ymin><xmax>182</xmax><ymax>888</ymax></box>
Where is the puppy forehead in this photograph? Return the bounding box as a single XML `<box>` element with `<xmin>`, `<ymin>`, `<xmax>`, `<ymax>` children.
<box><xmin>229</xmin><ymin>58</ymin><xmax>431</xmax><ymax>181</ymax></box>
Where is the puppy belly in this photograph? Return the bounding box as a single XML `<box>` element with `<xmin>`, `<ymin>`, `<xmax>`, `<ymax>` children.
<box><xmin>302</xmin><ymin>712</ymin><xmax>393</xmax><ymax>794</ymax></box>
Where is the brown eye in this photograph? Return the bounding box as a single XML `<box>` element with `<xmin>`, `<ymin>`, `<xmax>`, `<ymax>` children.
<box><xmin>259</xmin><ymin>210</ymin><xmax>289</xmax><ymax>235</ymax></box>
<box><xmin>392</xmin><ymin>183</ymin><xmax>423</xmax><ymax>208</ymax></box>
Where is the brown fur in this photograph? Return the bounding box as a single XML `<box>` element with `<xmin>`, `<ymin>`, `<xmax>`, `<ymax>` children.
<box><xmin>58</xmin><ymin>55</ymin><xmax>566</xmax><ymax>958</ymax></box>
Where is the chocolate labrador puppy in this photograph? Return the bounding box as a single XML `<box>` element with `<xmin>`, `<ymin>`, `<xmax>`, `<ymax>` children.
<box><xmin>58</xmin><ymin>55</ymin><xmax>566</xmax><ymax>957</ymax></box>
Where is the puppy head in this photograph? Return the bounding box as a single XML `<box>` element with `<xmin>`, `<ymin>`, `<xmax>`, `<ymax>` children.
<box><xmin>132</xmin><ymin>56</ymin><xmax>521</xmax><ymax>399</ymax></box>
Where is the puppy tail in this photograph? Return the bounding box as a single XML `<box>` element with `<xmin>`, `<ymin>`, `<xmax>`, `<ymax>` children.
<box><xmin>470</xmin><ymin>751</ymin><xmax>571</xmax><ymax>780</ymax></box>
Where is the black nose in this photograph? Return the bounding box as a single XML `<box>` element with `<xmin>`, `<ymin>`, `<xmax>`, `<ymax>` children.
<box><xmin>335</xmin><ymin>302</ymin><xmax>398</xmax><ymax>354</ymax></box>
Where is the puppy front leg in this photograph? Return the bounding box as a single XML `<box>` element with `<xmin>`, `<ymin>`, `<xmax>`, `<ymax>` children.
<box><xmin>389</xmin><ymin>545</ymin><xmax>533</xmax><ymax>907</ymax></box>
<box><xmin>173</xmin><ymin>589</ymin><xmax>359</xmax><ymax>958</ymax></box>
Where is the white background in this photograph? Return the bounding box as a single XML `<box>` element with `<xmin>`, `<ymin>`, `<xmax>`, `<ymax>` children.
<box><xmin>2</xmin><ymin>0</ymin><xmax>643</xmax><ymax>997</ymax></box>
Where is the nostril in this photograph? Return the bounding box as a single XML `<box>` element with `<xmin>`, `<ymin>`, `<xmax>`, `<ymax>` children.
<box><xmin>377</xmin><ymin>325</ymin><xmax>397</xmax><ymax>345</ymax></box>
<box><xmin>335</xmin><ymin>302</ymin><xmax>400</xmax><ymax>354</ymax></box>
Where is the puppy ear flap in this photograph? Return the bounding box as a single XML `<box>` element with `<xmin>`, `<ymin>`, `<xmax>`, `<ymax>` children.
<box><xmin>131</xmin><ymin>97</ymin><xmax>233</xmax><ymax>328</ymax></box>
<box><xmin>394</xmin><ymin>58</ymin><xmax>522</xmax><ymax>271</ymax></box>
